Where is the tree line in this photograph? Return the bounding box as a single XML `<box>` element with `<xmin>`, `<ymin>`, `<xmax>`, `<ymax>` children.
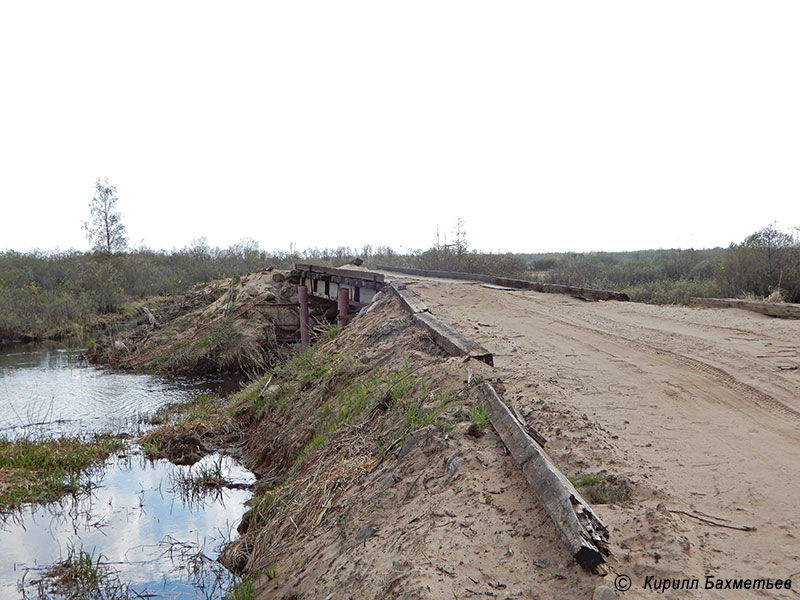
<box><xmin>1</xmin><ymin>211</ymin><xmax>797</xmax><ymax>342</ymax></box>
<box><xmin>539</xmin><ymin>224</ymin><xmax>800</xmax><ymax>304</ymax></box>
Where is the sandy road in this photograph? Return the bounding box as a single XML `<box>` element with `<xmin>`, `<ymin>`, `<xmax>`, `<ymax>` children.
<box><xmin>397</xmin><ymin>277</ymin><xmax>800</xmax><ymax>596</ymax></box>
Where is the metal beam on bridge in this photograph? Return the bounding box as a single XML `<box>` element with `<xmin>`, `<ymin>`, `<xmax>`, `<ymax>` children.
<box><xmin>295</xmin><ymin>263</ymin><xmax>386</xmax><ymax>308</ymax></box>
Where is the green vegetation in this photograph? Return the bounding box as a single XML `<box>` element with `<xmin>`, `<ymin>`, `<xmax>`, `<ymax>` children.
<box><xmin>31</xmin><ymin>546</ymin><xmax>136</xmax><ymax>600</ymax></box>
<box><xmin>138</xmin><ymin>393</ymin><xmax>240</xmax><ymax>465</ymax></box>
<box><xmin>146</xmin><ymin>393</ymin><xmax>228</xmax><ymax>427</ymax></box>
<box><xmin>0</xmin><ymin>433</ymin><xmax>123</xmax><ymax>512</ymax></box>
<box><xmin>469</xmin><ymin>403</ymin><xmax>490</xmax><ymax>428</ymax></box>
<box><xmin>0</xmin><ymin>241</ymin><xmax>401</xmax><ymax>343</ymax></box>
<box><xmin>570</xmin><ymin>472</ymin><xmax>631</xmax><ymax>506</ymax></box>
<box><xmin>227</xmin><ymin>577</ymin><xmax>258</xmax><ymax>600</ymax></box>
<box><xmin>141</xmin><ymin>314</ymin><xmax>265</xmax><ymax>375</ymax></box>
<box><xmin>4</xmin><ymin>222</ymin><xmax>798</xmax><ymax>343</ymax></box>
<box><xmin>249</xmin><ymin>350</ymin><xmax>442</xmax><ymax>464</ymax></box>
<box><xmin>413</xmin><ymin>218</ymin><xmax>530</xmax><ymax>278</ymax></box>
<box><xmin>170</xmin><ymin>457</ymin><xmax>229</xmax><ymax>501</ymax></box>
<box><xmin>540</xmin><ymin>224</ymin><xmax>800</xmax><ymax>304</ymax></box>
<box><xmin>570</xmin><ymin>474</ymin><xmax>604</xmax><ymax>487</ymax></box>
<box><xmin>222</xmin><ymin>339</ymin><xmax>475</xmax><ymax>578</ymax></box>
<box><xmin>402</xmin><ymin>400</ymin><xmax>435</xmax><ymax>432</ymax></box>
<box><xmin>198</xmin><ymin>315</ymin><xmax>242</xmax><ymax>350</ymax></box>
<box><xmin>321</xmin><ymin>324</ymin><xmax>341</xmax><ymax>342</ymax></box>
<box><xmin>415</xmin><ymin>246</ymin><xmax>530</xmax><ymax>279</ymax></box>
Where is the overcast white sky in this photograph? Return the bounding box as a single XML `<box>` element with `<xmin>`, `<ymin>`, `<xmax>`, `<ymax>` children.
<box><xmin>1</xmin><ymin>2</ymin><xmax>798</xmax><ymax>255</ymax></box>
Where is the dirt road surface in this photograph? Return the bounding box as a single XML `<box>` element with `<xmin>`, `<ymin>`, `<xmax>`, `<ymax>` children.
<box><xmin>395</xmin><ymin>276</ymin><xmax>800</xmax><ymax>598</ymax></box>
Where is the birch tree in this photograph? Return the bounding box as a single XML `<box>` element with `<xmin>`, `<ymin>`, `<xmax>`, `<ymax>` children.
<box><xmin>83</xmin><ymin>178</ymin><xmax>128</xmax><ymax>255</ymax></box>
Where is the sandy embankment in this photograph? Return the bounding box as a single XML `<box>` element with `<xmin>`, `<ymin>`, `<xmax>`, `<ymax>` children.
<box><xmin>405</xmin><ymin>278</ymin><xmax>800</xmax><ymax>598</ymax></box>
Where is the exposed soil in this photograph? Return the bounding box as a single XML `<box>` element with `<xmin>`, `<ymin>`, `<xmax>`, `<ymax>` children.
<box><xmin>135</xmin><ymin>266</ymin><xmax>800</xmax><ymax>599</ymax></box>
<box><xmin>194</xmin><ymin>289</ymin><xmax>603</xmax><ymax>599</ymax></box>
<box><xmin>90</xmin><ymin>269</ymin><xmax>334</xmax><ymax>375</ymax></box>
<box><xmin>399</xmin><ymin>277</ymin><xmax>800</xmax><ymax>598</ymax></box>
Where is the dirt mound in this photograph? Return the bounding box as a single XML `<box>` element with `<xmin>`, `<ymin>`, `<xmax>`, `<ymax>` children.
<box><xmin>91</xmin><ymin>270</ymin><xmax>333</xmax><ymax>375</ymax></box>
<box><xmin>209</xmin><ymin>289</ymin><xmax>600</xmax><ymax>599</ymax></box>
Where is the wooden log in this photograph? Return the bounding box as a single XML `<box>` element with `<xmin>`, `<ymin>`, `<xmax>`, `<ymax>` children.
<box><xmin>140</xmin><ymin>306</ymin><xmax>159</xmax><ymax>328</ymax></box>
<box><xmin>510</xmin><ymin>403</ymin><xmax>548</xmax><ymax>447</ymax></box>
<box><xmin>375</xmin><ymin>265</ymin><xmax>628</xmax><ymax>301</ymax></box>
<box><xmin>387</xmin><ymin>285</ymin><xmax>494</xmax><ymax>366</ymax></box>
<box><xmin>482</xmin><ymin>382</ymin><xmax>609</xmax><ymax>569</ymax></box>
<box><xmin>689</xmin><ymin>297</ymin><xmax>800</xmax><ymax>319</ymax></box>
<box><xmin>395</xmin><ymin>287</ymin><xmax>429</xmax><ymax>314</ymax></box>
<box><xmin>413</xmin><ymin>312</ymin><xmax>494</xmax><ymax>366</ymax></box>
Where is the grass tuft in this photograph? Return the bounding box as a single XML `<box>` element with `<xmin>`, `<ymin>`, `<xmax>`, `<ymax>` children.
<box><xmin>469</xmin><ymin>403</ymin><xmax>490</xmax><ymax>428</ymax></box>
<box><xmin>170</xmin><ymin>457</ymin><xmax>229</xmax><ymax>501</ymax></box>
<box><xmin>0</xmin><ymin>433</ymin><xmax>123</xmax><ymax>512</ymax></box>
<box><xmin>570</xmin><ymin>472</ymin><xmax>631</xmax><ymax>506</ymax></box>
<box><xmin>228</xmin><ymin>576</ymin><xmax>257</xmax><ymax>600</ymax></box>
<box><xmin>32</xmin><ymin>545</ymin><xmax>136</xmax><ymax>599</ymax></box>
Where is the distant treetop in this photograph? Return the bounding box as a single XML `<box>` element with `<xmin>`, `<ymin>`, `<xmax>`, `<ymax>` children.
<box><xmin>82</xmin><ymin>178</ymin><xmax>128</xmax><ymax>255</ymax></box>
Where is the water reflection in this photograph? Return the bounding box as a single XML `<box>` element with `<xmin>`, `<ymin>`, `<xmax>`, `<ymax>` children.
<box><xmin>0</xmin><ymin>344</ymin><xmax>228</xmax><ymax>438</ymax></box>
<box><xmin>1</xmin><ymin>451</ymin><xmax>253</xmax><ymax>599</ymax></box>
<box><xmin>0</xmin><ymin>343</ymin><xmax>254</xmax><ymax>599</ymax></box>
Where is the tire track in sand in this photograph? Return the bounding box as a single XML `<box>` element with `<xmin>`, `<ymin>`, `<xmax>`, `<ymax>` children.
<box><xmin>508</xmin><ymin>296</ymin><xmax>800</xmax><ymax>424</ymax></box>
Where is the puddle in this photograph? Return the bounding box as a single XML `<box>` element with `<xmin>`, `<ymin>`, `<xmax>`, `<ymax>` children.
<box><xmin>0</xmin><ymin>343</ymin><xmax>254</xmax><ymax>598</ymax></box>
<box><xmin>2</xmin><ymin>451</ymin><xmax>253</xmax><ymax>598</ymax></box>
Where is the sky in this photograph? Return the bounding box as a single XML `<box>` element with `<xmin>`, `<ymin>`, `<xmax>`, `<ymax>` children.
<box><xmin>1</xmin><ymin>1</ymin><xmax>798</xmax><ymax>256</ymax></box>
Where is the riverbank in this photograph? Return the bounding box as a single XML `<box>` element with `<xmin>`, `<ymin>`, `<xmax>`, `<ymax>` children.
<box><xmin>0</xmin><ymin>341</ymin><xmax>257</xmax><ymax>599</ymax></box>
<box><xmin>141</xmin><ymin>286</ymin><xmax>603</xmax><ymax>599</ymax></box>
<box><xmin>87</xmin><ymin>269</ymin><xmax>329</xmax><ymax>377</ymax></box>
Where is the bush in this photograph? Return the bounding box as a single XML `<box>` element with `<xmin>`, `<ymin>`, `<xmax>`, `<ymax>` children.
<box><xmin>623</xmin><ymin>279</ymin><xmax>721</xmax><ymax>305</ymax></box>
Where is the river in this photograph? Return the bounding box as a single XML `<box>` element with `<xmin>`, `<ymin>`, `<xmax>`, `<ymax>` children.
<box><xmin>0</xmin><ymin>343</ymin><xmax>253</xmax><ymax>599</ymax></box>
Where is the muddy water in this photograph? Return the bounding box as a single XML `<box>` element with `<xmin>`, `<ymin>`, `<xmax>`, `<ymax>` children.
<box><xmin>0</xmin><ymin>344</ymin><xmax>253</xmax><ymax>598</ymax></box>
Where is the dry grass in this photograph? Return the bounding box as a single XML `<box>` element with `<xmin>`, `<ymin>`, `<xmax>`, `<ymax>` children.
<box><xmin>765</xmin><ymin>288</ymin><xmax>788</xmax><ymax>303</ymax></box>
<box><xmin>221</xmin><ymin>339</ymin><xmax>481</xmax><ymax>577</ymax></box>
<box><xmin>227</xmin><ymin>434</ymin><xmax>376</xmax><ymax>574</ymax></box>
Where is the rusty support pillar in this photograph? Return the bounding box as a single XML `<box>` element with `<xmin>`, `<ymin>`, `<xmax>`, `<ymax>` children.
<box><xmin>337</xmin><ymin>287</ymin><xmax>350</xmax><ymax>329</ymax></box>
<box><xmin>298</xmin><ymin>285</ymin><xmax>310</xmax><ymax>348</ymax></box>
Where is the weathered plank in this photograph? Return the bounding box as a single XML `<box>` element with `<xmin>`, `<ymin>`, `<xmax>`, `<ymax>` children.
<box><xmin>690</xmin><ymin>297</ymin><xmax>800</xmax><ymax>319</ymax></box>
<box><xmin>387</xmin><ymin>285</ymin><xmax>493</xmax><ymax>366</ymax></box>
<box><xmin>510</xmin><ymin>403</ymin><xmax>548</xmax><ymax>447</ymax></box>
<box><xmin>414</xmin><ymin>312</ymin><xmax>494</xmax><ymax>366</ymax></box>
<box><xmin>295</xmin><ymin>263</ymin><xmax>385</xmax><ymax>283</ymax></box>
<box><xmin>482</xmin><ymin>382</ymin><xmax>609</xmax><ymax>569</ymax></box>
<box><xmin>376</xmin><ymin>265</ymin><xmax>628</xmax><ymax>301</ymax></box>
<box><xmin>395</xmin><ymin>287</ymin><xmax>429</xmax><ymax>314</ymax></box>
<box><xmin>139</xmin><ymin>306</ymin><xmax>159</xmax><ymax>328</ymax></box>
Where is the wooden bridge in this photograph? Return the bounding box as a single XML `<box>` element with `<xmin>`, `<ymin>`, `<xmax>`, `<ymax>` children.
<box><xmin>294</xmin><ymin>263</ymin><xmax>385</xmax><ymax>308</ymax></box>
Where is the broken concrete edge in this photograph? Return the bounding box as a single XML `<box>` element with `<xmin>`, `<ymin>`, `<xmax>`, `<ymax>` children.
<box><xmin>482</xmin><ymin>381</ymin><xmax>609</xmax><ymax>570</ymax></box>
<box><xmin>689</xmin><ymin>297</ymin><xmax>800</xmax><ymax>319</ymax></box>
<box><xmin>384</xmin><ymin>284</ymin><xmax>494</xmax><ymax>366</ymax></box>
<box><xmin>376</xmin><ymin>265</ymin><xmax>629</xmax><ymax>302</ymax></box>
